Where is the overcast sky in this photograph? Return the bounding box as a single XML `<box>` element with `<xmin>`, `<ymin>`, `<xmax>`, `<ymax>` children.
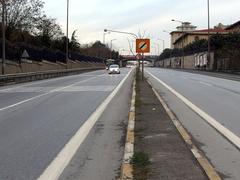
<box><xmin>43</xmin><ymin>0</ymin><xmax>240</xmax><ymax>55</ymax></box>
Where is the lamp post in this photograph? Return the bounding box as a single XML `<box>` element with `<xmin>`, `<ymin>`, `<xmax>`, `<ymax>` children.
<box><xmin>158</xmin><ymin>38</ymin><xmax>165</xmax><ymax>52</ymax></box>
<box><xmin>163</xmin><ymin>30</ymin><xmax>170</xmax><ymax>34</ymax></box>
<box><xmin>66</xmin><ymin>0</ymin><xmax>69</xmax><ymax>66</ymax></box>
<box><xmin>172</xmin><ymin>19</ymin><xmax>185</xmax><ymax>68</ymax></box>
<box><xmin>104</xmin><ymin>29</ymin><xmax>138</xmax><ymax>56</ymax></box>
<box><xmin>163</xmin><ymin>30</ymin><xmax>172</xmax><ymax>67</ymax></box>
<box><xmin>103</xmin><ymin>32</ymin><xmax>110</xmax><ymax>45</ymax></box>
<box><xmin>104</xmin><ymin>29</ymin><xmax>138</xmax><ymax>39</ymax></box>
<box><xmin>1</xmin><ymin>0</ymin><xmax>6</xmax><ymax>75</ymax></box>
<box><xmin>207</xmin><ymin>0</ymin><xmax>211</xmax><ymax>66</ymax></box>
<box><xmin>109</xmin><ymin>39</ymin><xmax>116</xmax><ymax>59</ymax></box>
<box><xmin>154</xmin><ymin>43</ymin><xmax>160</xmax><ymax>55</ymax></box>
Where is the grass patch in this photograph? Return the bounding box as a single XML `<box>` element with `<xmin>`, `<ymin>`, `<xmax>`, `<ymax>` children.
<box><xmin>131</xmin><ymin>151</ymin><xmax>150</xmax><ymax>167</ymax></box>
<box><xmin>131</xmin><ymin>151</ymin><xmax>150</xmax><ymax>180</ymax></box>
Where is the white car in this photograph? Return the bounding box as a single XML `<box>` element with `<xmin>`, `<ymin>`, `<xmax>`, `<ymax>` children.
<box><xmin>108</xmin><ymin>64</ymin><xmax>120</xmax><ymax>74</ymax></box>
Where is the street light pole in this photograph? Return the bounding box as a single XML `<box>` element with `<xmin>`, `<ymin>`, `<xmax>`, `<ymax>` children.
<box><xmin>66</xmin><ymin>0</ymin><xmax>69</xmax><ymax>66</ymax></box>
<box><xmin>207</xmin><ymin>0</ymin><xmax>211</xmax><ymax>65</ymax></box>
<box><xmin>158</xmin><ymin>38</ymin><xmax>165</xmax><ymax>52</ymax></box>
<box><xmin>154</xmin><ymin>43</ymin><xmax>160</xmax><ymax>55</ymax></box>
<box><xmin>1</xmin><ymin>0</ymin><xmax>6</xmax><ymax>75</ymax></box>
<box><xmin>110</xmin><ymin>39</ymin><xmax>116</xmax><ymax>59</ymax></box>
<box><xmin>172</xmin><ymin>19</ymin><xmax>185</xmax><ymax>69</ymax></box>
<box><xmin>103</xmin><ymin>32</ymin><xmax>110</xmax><ymax>45</ymax></box>
<box><xmin>104</xmin><ymin>29</ymin><xmax>138</xmax><ymax>39</ymax></box>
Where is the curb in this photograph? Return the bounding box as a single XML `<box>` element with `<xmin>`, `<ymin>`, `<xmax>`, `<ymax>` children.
<box><xmin>147</xmin><ymin>80</ymin><xmax>222</xmax><ymax>180</ymax></box>
<box><xmin>120</xmin><ymin>80</ymin><xmax>136</xmax><ymax>180</ymax></box>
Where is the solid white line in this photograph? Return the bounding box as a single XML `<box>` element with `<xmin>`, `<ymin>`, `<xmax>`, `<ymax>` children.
<box><xmin>146</xmin><ymin>70</ymin><xmax>240</xmax><ymax>149</ymax></box>
<box><xmin>0</xmin><ymin>76</ymin><xmax>101</xmax><ymax>112</ymax></box>
<box><xmin>37</xmin><ymin>68</ymin><xmax>134</xmax><ymax>180</ymax></box>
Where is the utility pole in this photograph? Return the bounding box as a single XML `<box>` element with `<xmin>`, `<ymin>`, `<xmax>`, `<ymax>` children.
<box><xmin>1</xmin><ymin>0</ymin><xmax>6</xmax><ymax>75</ymax></box>
<box><xmin>172</xmin><ymin>19</ymin><xmax>185</xmax><ymax>69</ymax></box>
<box><xmin>207</xmin><ymin>0</ymin><xmax>211</xmax><ymax>65</ymax></box>
<box><xmin>66</xmin><ymin>0</ymin><xmax>69</xmax><ymax>67</ymax></box>
<box><xmin>181</xmin><ymin>22</ymin><xmax>184</xmax><ymax>69</ymax></box>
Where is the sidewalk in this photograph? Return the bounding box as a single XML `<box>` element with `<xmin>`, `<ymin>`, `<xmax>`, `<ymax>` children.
<box><xmin>132</xmin><ymin>72</ymin><xmax>208</xmax><ymax>180</ymax></box>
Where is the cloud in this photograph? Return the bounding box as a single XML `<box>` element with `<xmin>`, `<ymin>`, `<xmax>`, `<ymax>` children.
<box><xmin>43</xmin><ymin>0</ymin><xmax>240</xmax><ymax>55</ymax></box>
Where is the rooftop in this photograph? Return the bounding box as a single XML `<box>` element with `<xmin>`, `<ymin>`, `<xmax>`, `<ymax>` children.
<box><xmin>226</xmin><ymin>20</ymin><xmax>240</xmax><ymax>30</ymax></box>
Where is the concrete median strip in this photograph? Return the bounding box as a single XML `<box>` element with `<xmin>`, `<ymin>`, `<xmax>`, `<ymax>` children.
<box><xmin>37</xmin><ymin>69</ymin><xmax>134</xmax><ymax>180</ymax></box>
<box><xmin>146</xmin><ymin>78</ymin><xmax>222</xmax><ymax>180</ymax></box>
<box><xmin>120</xmin><ymin>80</ymin><xmax>136</xmax><ymax>180</ymax></box>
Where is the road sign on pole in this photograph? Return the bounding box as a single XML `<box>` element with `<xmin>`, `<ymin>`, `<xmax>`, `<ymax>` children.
<box><xmin>136</xmin><ymin>39</ymin><xmax>150</xmax><ymax>80</ymax></box>
<box><xmin>136</xmin><ymin>39</ymin><xmax>150</xmax><ymax>53</ymax></box>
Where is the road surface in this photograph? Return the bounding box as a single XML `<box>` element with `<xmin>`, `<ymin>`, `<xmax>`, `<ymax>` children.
<box><xmin>145</xmin><ymin>68</ymin><xmax>240</xmax><ymax>180</ymax></box>
<box><xmin>0</xmin><ymin>68</ymin><xmax>134</xmax><ymax>180</ymax></box>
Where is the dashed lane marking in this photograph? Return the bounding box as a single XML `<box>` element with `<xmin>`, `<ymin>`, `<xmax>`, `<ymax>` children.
<box><xmin>0</xmin><ymin>75</ymin><xmax>102</xmax><ymax>112</ymax></box>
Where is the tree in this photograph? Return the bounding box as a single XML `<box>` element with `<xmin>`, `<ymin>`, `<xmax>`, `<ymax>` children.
<box><xmin>69</xmin><ymin>30</ymin><xmax>80</xmax><ymax>52</ymax></box>
<box><xmin>35</xmin><ymin>15</ymin><xmax>64</xmax><ymax>47</ymax></box>
<box><xmin>1</xmin><ymin>0</ymin><xmax>44</xmax><ymax>39</ymax></box>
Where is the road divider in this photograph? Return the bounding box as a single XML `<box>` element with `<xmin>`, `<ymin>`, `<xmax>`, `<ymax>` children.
<box><xmin>146</xmin><ymin>70</ymin><xmax>240</xmax><ymax>150</ymax></box>
<box><xmin>37</xmin><ymin>68</ymin><xmax>135</xmax><ymax>180</ymax></box>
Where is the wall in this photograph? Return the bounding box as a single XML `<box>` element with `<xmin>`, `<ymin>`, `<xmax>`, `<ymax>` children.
<box><xmin>156</xmin><ymin>52</ymin><xmax>215</xmax><ymax>70</ymax></box>
<box><xmin>0</xmin><ymin>59</ymin><xmax>104</xmax><ymax>75</ymax></box>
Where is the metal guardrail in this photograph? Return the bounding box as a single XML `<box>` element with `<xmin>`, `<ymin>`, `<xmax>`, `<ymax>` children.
<box><xmin>0</xmin><ymin>67</ymin><xmax>103</xmax><ymax>86</ymax></box>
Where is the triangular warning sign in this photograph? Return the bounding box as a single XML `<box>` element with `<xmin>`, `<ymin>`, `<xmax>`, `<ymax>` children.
<box><xmin>21</xmin><ymin>50</ymin><xmax>30</xmax><ymax>59</ymax></box>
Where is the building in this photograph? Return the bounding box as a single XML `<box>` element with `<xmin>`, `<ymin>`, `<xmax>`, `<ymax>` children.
<box><xmin>172</xmin><ymin>29</ymin><xmax>229</xmax><ymax>49</ymax></box>
<box><xmin>226</xmin><ymin>20</ymin><xmax>240</xmax><ymax>33</ymax></box>
<box><xmin>170</xmin><ymin>22</ymin><xmax>197</xmax><ymax>49</ymax></box>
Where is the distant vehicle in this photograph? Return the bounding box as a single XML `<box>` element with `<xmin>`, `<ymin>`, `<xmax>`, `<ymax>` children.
<box><xmin>126</xmin><ymin>64</ymin><xmax>134</xmax><ymax>68</ymax></box>
<box><xmin>108</xmin><ymin>64</ymin><xmax>120</xmax><ymax>74</ymax></box>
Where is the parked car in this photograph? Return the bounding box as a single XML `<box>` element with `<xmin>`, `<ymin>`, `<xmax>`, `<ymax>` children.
<box><xmin>108</xmin><ymin>64</ymin><xmax>120</xmax><ymax>74</ymax></box>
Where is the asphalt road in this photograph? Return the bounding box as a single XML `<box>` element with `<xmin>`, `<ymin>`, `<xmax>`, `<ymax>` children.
<box><xmin>0</xmin><ymin>68</ymin><xmax>134</xmax><ymax>180</ymax></box>
<box><xmin>145</xmin><ymin>68</ymin><xmax>240</xmax><ymax>180</ymax></box>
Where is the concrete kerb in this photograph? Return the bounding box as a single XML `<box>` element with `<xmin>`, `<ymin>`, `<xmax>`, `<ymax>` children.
<box><xmin>120</xmin><ymin>80</ymin><xmax>136</xmax><ymax>180</ymax></box>
<box><xmin>147</xmin><ymin>79</ymin><xmax>222</xmax><ymax>180</ymax></box>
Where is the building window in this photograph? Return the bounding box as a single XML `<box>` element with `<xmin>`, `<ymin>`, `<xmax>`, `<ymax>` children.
<box><xmin>195</xmin><ymin>36</ymin><xmax>199</xmax><ymax>41</ymax></box>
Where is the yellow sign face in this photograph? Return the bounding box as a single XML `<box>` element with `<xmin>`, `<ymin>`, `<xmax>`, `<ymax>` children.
<box><xmin>136</xmin><ymin>39</ymin><xmax>150</xmax><ymax>53</ymax></box>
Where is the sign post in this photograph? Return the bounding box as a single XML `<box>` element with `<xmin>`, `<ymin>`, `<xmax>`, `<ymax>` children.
<box><xmin>136</xmin><ymin>39</ymin><xmax>150</xmax><ymax>80</ymax></box>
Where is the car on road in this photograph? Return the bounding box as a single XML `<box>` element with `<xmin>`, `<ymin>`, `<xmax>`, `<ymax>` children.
<box><xmin>108</xmin><ymin>64</ymin><xmax>120</xmax><ymax>74</ymax></box>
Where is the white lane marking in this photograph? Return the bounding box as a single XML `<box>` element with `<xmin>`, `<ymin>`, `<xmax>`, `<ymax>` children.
<box><xmin>198</xmin><ymin>81</ymin><xmax>213</xmax><ymax>87</ymax></box>
<box><xmin>0</xmin><ymin>70</ymin><xmax>104</xmax><ymax>92</ymax></box>
<box><xmin>0</xmin><ymin>86</ymin><xmax>115</xmax><ymax>93</ymax></box>
<box><xmin>146</xmin><ymin>70</ymin><xmax>240</xmax><ymax>149</ymax></box>
<box><xmin>37</xmin><ymin>68</ymin><xmax>134</xmax><ymax>180</ymax></box>
<box><xmin>0</xmin><ymin>76</ymin><xmax>102</xmax><ymax>112</ymax></box>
